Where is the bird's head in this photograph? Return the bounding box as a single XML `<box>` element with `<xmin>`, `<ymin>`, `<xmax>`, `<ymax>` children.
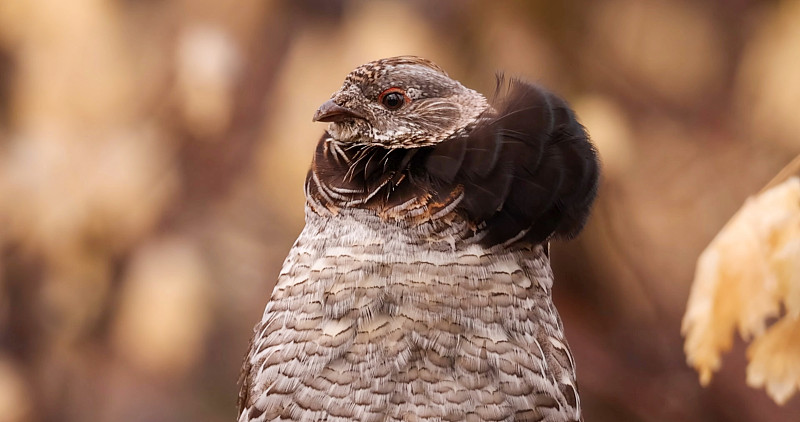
<box><xmin>313</xmin><ymin>56</ymin><xmax>489</xmax><ymax>148</ymax></box>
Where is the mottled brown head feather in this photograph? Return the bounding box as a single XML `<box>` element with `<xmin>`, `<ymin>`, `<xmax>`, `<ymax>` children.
<box><xmin>318</xmin><ymin>56</ymin><xmax>488</xmax><ymax>148</ymax></box>
<box><xmin>345</xmin><ymin>56</ymin><xmax>449</xmax><ymax>86</ymax></box>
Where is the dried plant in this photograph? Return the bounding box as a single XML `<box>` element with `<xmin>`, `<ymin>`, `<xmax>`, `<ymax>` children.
<box><xmin>683</xmin><ymin>155</ymin><xmax>800</xmax><ymax>404</ymax></box>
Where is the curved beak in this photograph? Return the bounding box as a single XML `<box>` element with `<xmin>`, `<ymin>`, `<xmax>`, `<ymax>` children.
<box><xmin>312</xmin><ymin>100</ymin><xmax>364</xmax><ymax>123</ymax></box>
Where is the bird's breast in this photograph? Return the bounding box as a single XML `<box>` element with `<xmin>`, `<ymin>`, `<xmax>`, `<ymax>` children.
<box><xmin>244</xmin><ymin>209</ymin><xmax>579</xmax><ymax>421</ymax></box>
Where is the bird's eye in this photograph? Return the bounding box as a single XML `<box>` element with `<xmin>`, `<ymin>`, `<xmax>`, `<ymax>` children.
<box><xmin>378</xmin><ymin>88</ymin><xmax>408</xmax><ymax>111</ymax></box>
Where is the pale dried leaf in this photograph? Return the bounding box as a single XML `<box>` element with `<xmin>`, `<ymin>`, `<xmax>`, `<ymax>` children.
<box><xmin>747</xmin><ymin>315</ymin><xmax>800</xmax><ymax>405</ymax></box>
<box><xmin>682</xmin><ymin>176</ymin><xmax>800</xmax><ymax>399</ymax></box>
<box><xmin>771</xmin><ymin>232</ymin><xmax>800</xmax><ymax>318</ymax></box>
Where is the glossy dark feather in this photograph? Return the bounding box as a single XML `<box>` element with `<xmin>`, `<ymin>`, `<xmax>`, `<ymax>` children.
<box><xmin>425</xmin><ymin>78</ymin><xmax>599</xmax><ymax>245</ymax></box>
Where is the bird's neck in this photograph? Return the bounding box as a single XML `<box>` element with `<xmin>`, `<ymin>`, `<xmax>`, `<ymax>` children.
<box><xmin>304</xmin><ymin>135</ymin><xmax>455</xmax><ymax>224</ymax></box>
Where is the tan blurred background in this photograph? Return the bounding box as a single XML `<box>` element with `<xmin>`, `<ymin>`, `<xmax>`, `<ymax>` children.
<box><xmin>0</xmin><ymin>0</ymin><xmax>799</xmax><ymax>421</ymax></box>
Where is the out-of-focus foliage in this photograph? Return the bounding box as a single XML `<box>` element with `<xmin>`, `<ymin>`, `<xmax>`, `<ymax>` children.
<box><xmin>0</xmin><ymin>0</ymin><xmax>799</xmax><ymax>421</ymax></box>
<box><xmin>736</xmin><ymin>1</ymin><xmax>800</xmax><ymax>152</ymax></box>
<box><xmin>112</xmin><ymin>236</ymin><xmax>212</xmax><ymax>377</ymax></box>
<box><xmin>683</xmin><ymin>172</ymin><xmax>800</xmax><ymax>404</ymax></box>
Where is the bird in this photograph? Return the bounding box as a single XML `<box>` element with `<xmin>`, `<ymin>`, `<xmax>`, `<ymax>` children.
<box><xmin>238</xmin><ymin>56</ymin><xmax>599</xmax><ymax>422</ymax></box>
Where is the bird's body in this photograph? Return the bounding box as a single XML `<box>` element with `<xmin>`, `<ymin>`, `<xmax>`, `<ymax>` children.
<box><xmin>239</xmin><ymin>57</ymin><xmax>598</xmax><ymax>422</ymax></box>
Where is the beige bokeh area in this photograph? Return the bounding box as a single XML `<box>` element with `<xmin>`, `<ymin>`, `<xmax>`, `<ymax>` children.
<box><xmin>0</xmin><ymin>1</ymin><xmax>799</xmax><ymax>421</ymax></box>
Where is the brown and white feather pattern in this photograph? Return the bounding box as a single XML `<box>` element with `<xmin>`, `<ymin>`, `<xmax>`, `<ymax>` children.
<box><xmin>239</xmin><ymin>56</ymin><xmax>598</xmax><ymax>422</ymax></box>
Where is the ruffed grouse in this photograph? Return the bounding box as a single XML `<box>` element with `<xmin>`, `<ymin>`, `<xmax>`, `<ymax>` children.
<box><xmin>238</xmin><ymin>56</ymin><xmax>599</xmax><ymax>422</ymax></box>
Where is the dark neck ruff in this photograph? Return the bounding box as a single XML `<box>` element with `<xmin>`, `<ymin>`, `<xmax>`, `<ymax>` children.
<box><xmin>306</xmin><ymin>80</ymin><xmax>600</xmax><ymax>247</ymax></box>
<box><xmin>305</xmin><ymin>139</ymin><xmax>435</xmax><ymax>214</ymax></box>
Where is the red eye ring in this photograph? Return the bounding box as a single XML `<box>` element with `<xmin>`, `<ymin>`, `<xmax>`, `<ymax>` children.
<box><xmin>378</xmin><ymin>88</ymin><xmax>409</xmax><ymax>110</ymax></box>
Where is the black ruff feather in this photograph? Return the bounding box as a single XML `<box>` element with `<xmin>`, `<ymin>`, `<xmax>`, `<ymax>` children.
<box><xmin>424</xmin><ymin>78</ymin><xmax>599</xmax><ymax>246</ymax></box>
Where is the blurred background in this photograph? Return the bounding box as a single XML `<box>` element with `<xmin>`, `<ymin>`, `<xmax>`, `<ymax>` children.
<box><xmin>0</xmin><ymin>0</ymin><xmax>799</xmax><ymax>421</ymax></box>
